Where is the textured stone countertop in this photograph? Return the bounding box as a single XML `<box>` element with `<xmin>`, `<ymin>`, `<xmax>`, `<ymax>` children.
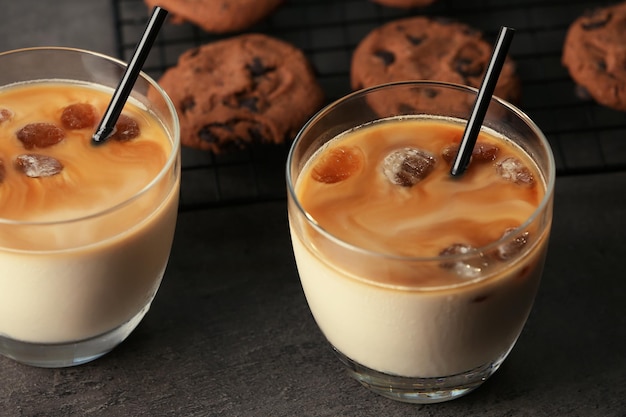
<box><xmin>1</xmin><ymin>1</ymin><xmax>625</xmax><ymax>416</ymax></box>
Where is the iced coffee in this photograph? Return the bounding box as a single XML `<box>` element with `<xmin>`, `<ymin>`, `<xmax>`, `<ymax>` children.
<box><xmin>0</xmin><ymin>48</ymin><xmax>180</xmax><ymax>367</ymax></box>
<box><xmin>287</xmin><ymin>81</ymin><xmax>554</xmax><ymax>403</ymax></box>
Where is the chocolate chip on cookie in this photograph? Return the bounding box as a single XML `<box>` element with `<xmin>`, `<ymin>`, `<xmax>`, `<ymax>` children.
<box><xmin>562</xmin><ymin>2</ymin><xmax>626</xmax><ymax>111</ymax></box>
<box><xmin>144</xmin><ymin>0</ymin><xmax>283</xmax><ymax>33</ymax></box>
<box><xmin>157</xmin><ymin>34</ymin><xmax>325</xmax><ymax>153</ymax></box>
<box><xmin>350</xmin><ymin>16</ymin><xmax>521</xmax><ymax>107</ymax></box>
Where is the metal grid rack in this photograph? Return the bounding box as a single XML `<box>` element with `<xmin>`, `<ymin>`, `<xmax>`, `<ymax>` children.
<box><xmin>112</xmin><ymin>0</ymin><xmax>626</xmax><ymax>210</ymax></box>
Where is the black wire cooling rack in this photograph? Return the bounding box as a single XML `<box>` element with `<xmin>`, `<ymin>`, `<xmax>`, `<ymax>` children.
<box><xmin>112</xmin><ymin>0</ymin><xmax>626</xmax><ymax>210</ymax></box>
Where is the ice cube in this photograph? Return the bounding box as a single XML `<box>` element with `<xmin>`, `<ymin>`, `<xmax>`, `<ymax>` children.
<box><xmin>495</xmin><ymin>227</ymin><xmax>530</xmax><ymax>261</ymax></box>
<box><xmin>382</xmin><ymin>147</ymin><xmax>436</xmax><ymax>187</ymax></box>
<box><xmin>311</xmin><ymin>145</ymin><xmax>363</xmax><ymax>184</ymax></box>
<box><xmin>16</xmin><ymin>123</ymin><xmax>65</xmax><ymax>149</ymax></box>
<box><xmin>15</xmin><ymin>154</ymin><xmax>64</xmax><ymax>178</ymax></box>
<box><xmin>495</xmin><ymin>157</ymin><xmax>535</xmax><ymax>186</ymax></box>
<box><xmin>441</xmin><ymin>141</ymin><xmax>499</xmax><ymax>164</ymax></box>
<box><xmin>0</xmin><ymin>108</ymin><xmax>13</xmax><ymax>124</ymax></box>
<box><xmin>111</xmin><ymin>114</ymin><xmax>140</xmax><ymax>141</ymax></box>
<box><xmin>439</xmin><ymin>243</ymin><xmax>489</xmax><ymax>279</ymax></box>
<box><xmin>61</xmin><ymin>103</ymin><xmax>97</xmax><ymax>130</ymax></box>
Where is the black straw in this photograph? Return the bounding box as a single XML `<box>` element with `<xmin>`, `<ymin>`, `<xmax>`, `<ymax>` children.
<box><xmin>449</xmin><ymin>26</ymin><xmax>516</xmax><ymax>177</ymax></box>
<box><xmin>92</xmin><ymin>6</ymin><xmax>168</xmax><ymax>144</ymax></box>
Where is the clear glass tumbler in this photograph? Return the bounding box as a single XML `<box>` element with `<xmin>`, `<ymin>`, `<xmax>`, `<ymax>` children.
<box><xmin>287</xmin><ymin>81</ymin><xmax>555</xmax><ymax>403</ymax></box>
<box><xmin>0</xmin><ymin>47</ymin><xmax>180</xmax><ymax>367</ymax></box>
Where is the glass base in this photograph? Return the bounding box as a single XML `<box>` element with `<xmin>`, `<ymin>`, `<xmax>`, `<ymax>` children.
<box><xmin>333</xmin><ymin>348</ymin><xmax>506</xmax><ymax>404</ymax></box>
<box><xmin>0</xmin><ymin>303</ymin><xmax>151</xmax><ymax>368</ymax></box>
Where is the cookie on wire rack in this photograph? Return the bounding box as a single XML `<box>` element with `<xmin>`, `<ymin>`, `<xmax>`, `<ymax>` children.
<box><xmin>350</xmin><ymin>16</ymin><xmax>521</xmax><ymax>105</ymax></box>
<box><xmin>562</xmin><ymin>2</ymin><xmax>626</xmax><ymax>111</ymax></box>
<box><xmin>144</xmin><ymin>0</ymin><xmax>283</xmax><ymax>33</ymax></box>
<box><xmin>157</xmin><ymin>34</ymin><xmax>325</xmax><ymax>153</ymax></box>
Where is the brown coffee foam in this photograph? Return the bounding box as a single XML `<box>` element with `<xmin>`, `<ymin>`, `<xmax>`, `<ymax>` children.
<box><xmin>0</xmin><ymin>83</ymin><xmax>170</xmax><ymax>223</ymax></box>
<box><xmin>295</xmin><ymin>118</ymin><xmax>544</xmax><ymax>287</ymax></box>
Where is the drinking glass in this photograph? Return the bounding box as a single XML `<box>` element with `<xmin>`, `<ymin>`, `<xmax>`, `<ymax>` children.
<box><xmin>287</xmin><ymin>81</ymin><xmax>555</xmax><ymax>403</ymax></box>
<box><xmin>0</xmin><ymin>47</ymin><xmax>180</xmax><ymax>367</ymax></box>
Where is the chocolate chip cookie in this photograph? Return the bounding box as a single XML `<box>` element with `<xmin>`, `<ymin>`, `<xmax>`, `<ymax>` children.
<box><xmin>144</xmin><ymin>0</ymin><xmax>283</xmax><ymax>33</ymax></box>
<box><xmin>562</xmin><ymin>2</ymin><xmax>626</xmax><ymax>111</ymax></box>
<box><xmin>157</xmin><ymin>34</ymin><xmax>325</xmax><ymax>153</ymax></box>
<box><xmin>370</xmin><ymin>0</ymin><xmax>436</xmax><ymax>8</ymax></box>
<box><xmin>350</xmin><ymin>16</ymin><xmax>521</xmax><ymax>105</ymax></box>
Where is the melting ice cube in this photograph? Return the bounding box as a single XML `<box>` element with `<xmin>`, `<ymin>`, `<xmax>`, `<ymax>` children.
<box><xmin>382</xmin><ymin>147</ymin><xmax>436</xmax><ymax>187</ymax></box>
<box><xmin>15</xmin><ymin>154</ymin><xmax>64</xmax><ymax>178</ymax></box>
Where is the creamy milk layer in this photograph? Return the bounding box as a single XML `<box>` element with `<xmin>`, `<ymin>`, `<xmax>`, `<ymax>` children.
<box><xmin>0</xmin><ymin>82</ymin><xmax>179</xmax><ymax>344</ymax></box>
<box><xmin>290</xmin><ymin>117</ymin><xmax>550</xmax><ymax>377</ymax></box>
<box><xmin>291</xmin><ymin>228</ymin><xmax>547</xmax><ymax>377</ymax></box>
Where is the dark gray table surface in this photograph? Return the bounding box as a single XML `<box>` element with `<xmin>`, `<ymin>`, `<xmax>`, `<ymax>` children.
<box><xmin>1</xmin><ymin>1</ymin><xmax>625</xmax><ymax>416</ymax></box>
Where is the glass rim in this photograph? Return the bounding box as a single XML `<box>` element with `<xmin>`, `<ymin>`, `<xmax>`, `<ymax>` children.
<box><xmin>0</xmin><ymin>46</ymin><xmax>180</xmax><ymax>227</ymax></box>
<box><xmin>286</xmin><ymin>80</ymin><xmax>556</xmax><ymax>264</ymax></box>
